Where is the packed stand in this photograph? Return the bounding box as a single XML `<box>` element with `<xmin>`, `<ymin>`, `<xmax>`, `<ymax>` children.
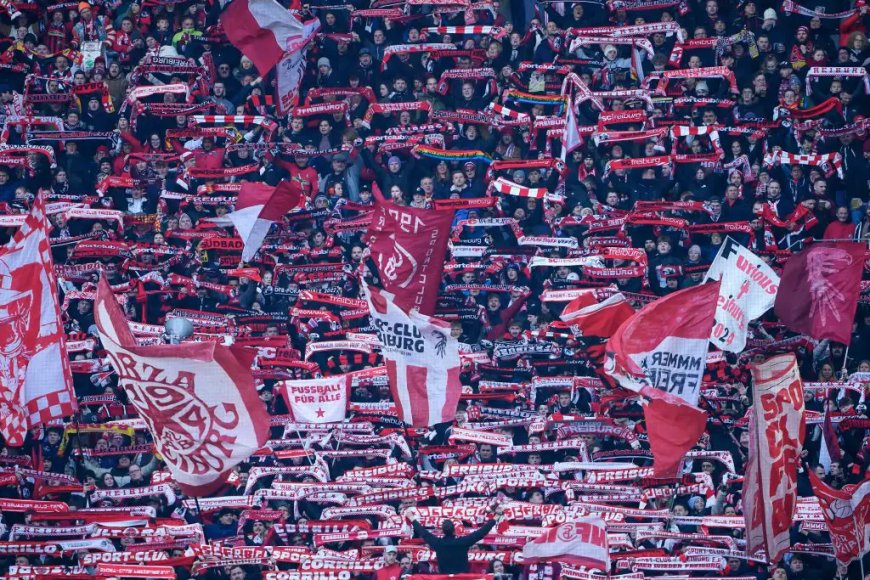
<box><xmin>0</xmin><ymin>0</ymin><xmax>869</xmax><ymax>578</ymax></box>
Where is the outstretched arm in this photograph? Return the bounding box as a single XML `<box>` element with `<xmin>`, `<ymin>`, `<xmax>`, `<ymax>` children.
<box><xmin>412</xmin><ymin>520</ymin><xmax>444</xmax><ymax>549</ymax></box>
<box><xmin>458</xmin><ymin>517</ymin><xmax>497</xmax><ymax>547</ymax></box>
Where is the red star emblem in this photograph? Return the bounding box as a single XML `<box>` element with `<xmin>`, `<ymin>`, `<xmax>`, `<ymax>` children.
<box><xmin>316</xmin><ymin>407</ymin><xmax>325</xmax><ymax>418</ymax></box>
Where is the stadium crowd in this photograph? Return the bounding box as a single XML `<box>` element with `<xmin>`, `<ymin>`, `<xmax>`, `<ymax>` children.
<box><xmin>0</xmin><ymin>0</ymin><xmax>869</xmax><ymax>578</ymax></box>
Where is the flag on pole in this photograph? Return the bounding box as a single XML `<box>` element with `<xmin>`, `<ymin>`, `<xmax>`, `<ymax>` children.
<box><xmin>644</xmin><ymin>389</ymin><xmax>708</xmax><ymax>478</ymax></box>
<box><xmin>561</xmin><ymin>292</ymin><xmax>635</xmax><ymax>365</ymax></box>
<box><xmin>743</xmin><ymin>353</ymin><xmax>805</xmax><ymax>563</ymax></box>
<box><xmin>703</xmin><ymin>236</ymin><xmax>779</xmax><ymax>352</ymax></box>
<box><xmin>561</xmin><ymin>99</ymin><xmax>583</xmax><ymax>162</ymax></box>
<box><xmin>220</xmin><ymin>0</ymin><xmax>310</xmax><ymax>74</ymax></box>
<box><xmin>604</xmin><ymin>281</ymin><xmax>720</xmax><ymax>406</ymax></box>
<box><xmin>0</xmin><ymin>193</ymin><xmax>76</xmax><ymax>446</ymax></box>
<box><xmin>276</xmin><ymin>18</ymin><xmax>321</xmax><ymax>115</ymax></box>
<box><xmin>364</xmin><ymin>282</ymin><xmax>461</xmax><ymax>427</ymax></box>
<box><xmin>604</xmin><ymin>283</ymin><xmax>719</xmax><ymax>478</ymax></box>
<box><xmin>808</xmin><ymin>467</ymin><xmax>870</xmax><ymax>564</ymax></box>
<box><xmin>228</xmin><ymin>180</ymin><xmax>304</xmax><ymax>262</ymax></box>
<box><xmin>94</xmin><ymin>277</ymin><xmax>270</xmax><ymax>495</ymax></box>
<box><xmin>774</xmin><ymin>241</ymin><xmax>865</xmax><ymax>344</ymax></box>
<box><xmin>366</xmin><ymin>199</ymin><xmax>453</xmax><ymax>316</ymax></box>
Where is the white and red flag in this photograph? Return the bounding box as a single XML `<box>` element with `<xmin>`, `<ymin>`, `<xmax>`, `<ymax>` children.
<box><xmin>220</xmin><ymin>0</ymin><xmax>312</xmax><ymax>74</ymax></box>
<box><xmin>521</xmin><ymin>519</ymin><xmax>609</xmax><ymax>571</ymax></box>
<box><xmin>278</xmin><ymin>375</ymin><xmax>349</xmax><ymax>423</ymax></box>
<box><xmin>561</xmin><ymin>100</ymin><xmax>583</xmax><ymax>162</ymax></box>
<box><xmin>364</xmin><ymin>283</ymin><xmax>461</xmax><ymax>427</ymax></box>
<box><xmin>808</xmin><ymin>465</ymin><xmax>870</xmax><ymax>564</ymax></box>
<box><xmin>94</xmin><ymin>277</ymin><xmax>270</xmax><ymax>495</ymax></box>
<box><xmin>703</xmin><ymin>237</ymin><xmax>780</xmax><ymax>352</ymax></box>
<box><xmin>743</xmin><ymin>353</ymin><xmax>806</xmax><ymax>563</ymax></box>
<box><xmin>604</xmin><ymin>281</ymin><xmax>720</xmax><ymax>406</ymax></box>
<box><xmin>0</xmin><ymin>194</ymin><xmax>76</xmax><ymax>446</ymax></box>
<box><xmin>774</xmin><ymin>241</ymin><xmax>865</xmax><ymax>344</ymax></box>
<box><xmin>604</xmin><ymin>283</ymin><xmax>719</xmax><ymax>478</ymax></box>
<box><xmin>366</xmin><ymin>199</ymin><xmax>453</xmax><ymax>316</ymax></box>
<box><xmin>276</xmin><ymin>18</ymin><xmax>321</xmax><ymax>115</ymax></box>
<box><xmin>228</xmin><ymin>180</ymin><xmax>304</xmax><ymax>262</ymax></box>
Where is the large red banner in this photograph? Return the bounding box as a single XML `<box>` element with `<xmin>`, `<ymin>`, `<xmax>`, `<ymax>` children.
<box><xmin>367</xmin><ymin>199</ymin><xmax>453</xmax><ymax>315</ymax></box>
<box><xmin>744</xmin><ymin>353</ymin><xmax>806</xmax><ymax>562</ymax></box>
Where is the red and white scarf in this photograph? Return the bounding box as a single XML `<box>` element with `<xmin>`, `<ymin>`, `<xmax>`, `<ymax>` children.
<box><xmin>805</xmin><ymin>66</ymin><xmax>870</xmax><ymax>95</ymax></box>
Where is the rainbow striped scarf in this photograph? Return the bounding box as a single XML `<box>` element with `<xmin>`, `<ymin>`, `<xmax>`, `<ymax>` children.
<box><xmin>415</xmin><ymin>145</ymin><xmax>492</xmax><ymax>164</ymax></box>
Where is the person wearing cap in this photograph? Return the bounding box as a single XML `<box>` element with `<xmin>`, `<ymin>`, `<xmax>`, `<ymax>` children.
<box><xmin>72</xmin><ymin>2</ymin><xmax>111</xmax><ymax>49</ymax></box>
<box><xmin>360</xmin><ymin>148</ymin><xmax>415</xmax><ymax>200</ymax></box>
<box><xmin>354</xmin><ymin>47</ymin><xmax>378</xmax><ymax>87</ymax></box>
<box><xmin>789</xmin><ymin>26</ymin><xmax>814</xmax><ymax>70</ymax></box>
<box><xmin>732</xmin><ymin>1</ymin><xmax>763</xmax><ymax>33</ymax></box>
<box><xmin>316</xmin><ymin>57</ymin><xmax>339</xmax><ymax>88</ymax></box>
<box><xmin>462</xmin><ymin>161</ymin><xmax>486</xmax><ymax>198</ymax></box>
<box><xmin>204</xmin><ymin>508</ymin><xmax>239</xmax><ymax>540</ymax></box>
<box><xmin>598</xmin><ymin>42</ymin><xmax>632</xmax><ymax>90</ymax></box>
<box><xmin>320</xmin><ymin>151</ymin><xmax>359</xmax><ymax>202</ymax></box>
<box><xmin>375</xmin><ymin>545</ymin><xmax>401</xmax><ymax>580</ymax></box>
<box><xmin>409</xmin><ymin>187</ymin><xmax>429</xmax><ymax>209</ymax></box>
<box><xmin>82</xmin><ymin>94</ymin><xmax>110</xmax><ymax>131</ymax></box>
<box><xmin>761</xmin><ymin>8</ymin><xmax>788</xmax><ymax>54</ymax></box>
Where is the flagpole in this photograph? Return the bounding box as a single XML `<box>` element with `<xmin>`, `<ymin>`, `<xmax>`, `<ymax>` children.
<box><xmin>292</xmin><ymin>426</ymin><xmax>317</xmax><ymax>466</ymax></box>
<box><xmin>71</xmin><ymin>411</ymin><xmax>90</xmax><ymax>507</ymax></box>
<box><xmin>787</xmin><ymin>237</ymin><xmax>858</xmax><ymax>250</ymax></box>
<box><xmin>841</xmin><ymin>344</ymin><xmax>851</xmax><ymax>380</ymax></box>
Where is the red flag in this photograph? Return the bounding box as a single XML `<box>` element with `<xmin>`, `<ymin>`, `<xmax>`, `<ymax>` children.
<box><xmin>774</xmin><ymin>242</ymin><xmax>865</xmax><ymax>344</ymax></box>
<box><xmin>0</xmin><ymin>193</ymin><xmax>75</xmax><ymax>446</ymax></box>
<box><xmin>604</xmin><ymin>282</ymin><xmax>720</xmax><ymax>406</ymax></box>
<box><xmin>808</xmin><ymin>467</ymin><xmax>870</xmax><ymax>564</ymax></box>
<box><xmin>364</xmin><ymin>283</ymin><xmax>461</xmax><ymax>427</ymax></box>
<box><xmin>366</xmin><ymin>199</ymin><xmax>453</xmax><ymax>316</ymax></box>
<box><xmin>559</xmin><ymin>290</ymin><xmax>600</xmax><ymax>321</ymax></box>
<box><xmin>743</xmin><ymin>354</ymin><xmax>805</xmax><ymax>563</ymax></box>
<box><xmin>229</xmin><ymin>181</ymin><xmax>304</xmax><ymax>262</ymax></box>
<box><xmin>644</xmin><ymin>389</ymin><xmax>708</xmax><ymax>479</ymax></box>
<box><xmin>94</xmin><ymin>277</ymin><xmax>270</xmax><ymax>495</ymax></box>
<box><xmin>521</xmin><ymin>519</ymin><xmax>609</xmax><ymax>571</ymax></box>
<box><xmin>561</xmin><ymin>292</ymin><xmax>635</xmax><ymax>364</ymax></box>
<box><xmin>822</xmin><ymin>409</ymin><xmax>844</xmax><ymax>465</ymax></box>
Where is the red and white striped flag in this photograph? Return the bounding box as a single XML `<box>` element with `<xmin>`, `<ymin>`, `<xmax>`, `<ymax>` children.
<box><xmin>364</xmin><ymin>283</ymin><xmax>461</xmax><ymax>427</ymax></box>
<box><xmin>228</xmin><ymin>181</ymin><xmax>304</xmax><ymax>261</ymax></box>
<box><xmin>0</xmin><ymin>193</ymin><xmax>76</xmax><ymax>446</ymax></box>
